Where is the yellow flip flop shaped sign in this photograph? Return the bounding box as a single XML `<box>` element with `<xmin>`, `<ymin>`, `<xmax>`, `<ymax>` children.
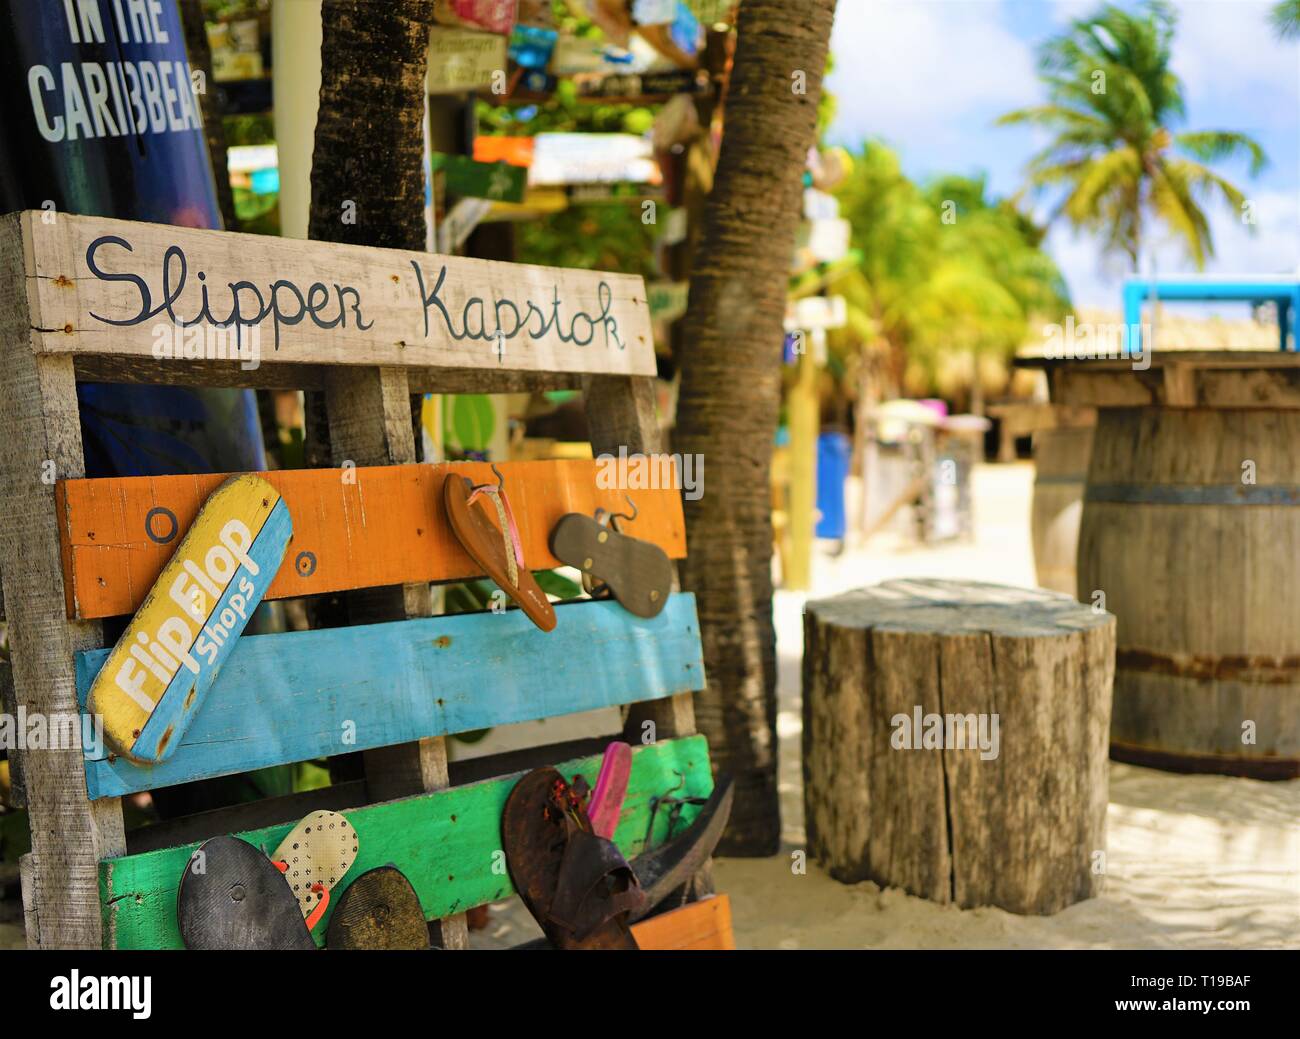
<box><xmin>86</xmin><ymin>474</ymin><xmax>292</xmax><ymax>764</ymax></box>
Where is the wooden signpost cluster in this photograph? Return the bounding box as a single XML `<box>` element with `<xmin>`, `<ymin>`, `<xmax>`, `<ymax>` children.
<box><xmin>0</xmin><ymin>210</ymin><xmax>715</xmax><ymax>949</ymax></box>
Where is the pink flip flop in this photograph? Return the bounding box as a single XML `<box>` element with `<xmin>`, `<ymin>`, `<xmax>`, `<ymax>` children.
<box><xmin>587</xmin><ymin>741</ymin><xmax>633</xmax><ymax>840</ymax></box>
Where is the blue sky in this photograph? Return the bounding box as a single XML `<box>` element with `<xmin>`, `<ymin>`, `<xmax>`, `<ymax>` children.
<box><xmin>826</xmin><ymin>0</ymin><xmax>1300</xmax><ymax>310</ymax></box>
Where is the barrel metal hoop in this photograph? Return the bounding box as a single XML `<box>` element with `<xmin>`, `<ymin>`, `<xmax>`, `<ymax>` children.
<box><xmin>1118</xmin><ymin>647</ymin><xmax>1300</xmax><ymax>685</ymax></box>
<box><xmin>1086</xmin><ymin>483</ymin><xmax>1300</xmax><ymax>506</ymax></box>
<box><xmin>1033</xmin><ymin>474</ymin><xmax>1088</xmax><ymax>486</ymax></box>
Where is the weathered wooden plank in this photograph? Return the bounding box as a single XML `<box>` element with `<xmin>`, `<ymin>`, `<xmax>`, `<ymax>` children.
<box><xmin>70</xmin><ymin>354</ymin><xmax>582</xmax><ymax>393</ymax></box>
<box><xmin>19</xmin><ymin>211</ymin><xmax>655</xmax><ymax>377</ymax></box>
<box><xmin>57</xmin><ymin>459</ymin><xmax>687</xmax><ymax>620</ymax></box>
<box><xmin>583</xmin><ymin>374</ymin><xmax>698</xmax><ymax>743</ymax></box>
<box><xmin>100</xmin><ymin>735</ymin><xmax>714</xmax><ymax>949</ymax></box>
<box><xmin>0</xmin><ymin>212</ymin><xmax>125</xmax><ymax>949</ymax></box>
<box><xmin>77</xmin><ymin>593</ymin><xmax>705</xmax><ymax>799</ymax></box>
<box><xmin>631</xmin><ymin>894</ymin><xmax>735</xmax><ymax>950</ymax></box>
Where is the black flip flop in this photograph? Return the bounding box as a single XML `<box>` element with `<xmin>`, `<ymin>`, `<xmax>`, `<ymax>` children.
<box><xmin>629</xmin><ymin>774</ymin><xmax>734</xmax><ymax>921</ymax></box>
<box><xmin>326</xmin><ymin>866</ymin><xmax>429</xmax><ymax>950</ymax></box>
<box><xmin>501</xmin><ymin>767</ymin><xmax>645</xmax><ymax>950</ymax></box>
<box><xmin>177</xmin><ymin>835</ymin><xmax>315</xmax><ymax>950</ymax></box>
<box><xmin>549</xmin><ymin>511</ymin><xmax>673</xmax><ymax>618</ymax></box>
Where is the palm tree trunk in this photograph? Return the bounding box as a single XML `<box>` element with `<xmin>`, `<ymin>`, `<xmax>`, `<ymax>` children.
<box><xmin>308</xmin><ymin>0</ymin><xmax>432</xmax><ymax>248</ymax></box>
<box><xmin>305</xmin><ymin>0</ymin><xmax>431</xmax><ymax>746</ymax></box>
<box><xmin>674</xmin><ymin>0</ymin><xmax>838</xmax><ymax>855</ymax></box>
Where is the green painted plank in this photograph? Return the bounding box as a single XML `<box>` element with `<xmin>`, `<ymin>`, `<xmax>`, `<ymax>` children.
<box><xmin>100</xmin><ymin>735</ymin><xmax>712</xmax><ymax>949</ymax></box>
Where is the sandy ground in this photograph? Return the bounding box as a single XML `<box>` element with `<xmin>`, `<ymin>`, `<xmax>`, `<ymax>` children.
<box><xmin>474</xmin><ymin>462</ymin><xmax>1299</xmax><ymax>949</ymax></box>
<box><xmin>715</xmin><ymin>463</ymin><xmax>1300</xmax><ymax>949</ymax></box>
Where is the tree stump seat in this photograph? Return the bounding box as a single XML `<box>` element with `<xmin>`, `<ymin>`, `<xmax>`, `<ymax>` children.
<box><xmin>802</xmin><ymin>579</ymin><xmax>1115</xmax><ymax>915</ymax></box>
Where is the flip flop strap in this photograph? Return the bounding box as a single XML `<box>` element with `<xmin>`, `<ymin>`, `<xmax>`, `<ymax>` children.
<box><xmin>549</xmin><ymin>828</ymin><xmax>646</xmax><ymax>942</ymax></box>
<box><xmin>304</xmin><ymin>882</ymin><xmax>330</xmax><ymax>931</ymax></box>
<box><xmin>273</xmin><ymin>860</ymin><xmax>331</xmax><ymax>931</ymax></box>
<box><xmin>467</xmin><ymin>483</ymin><xmax>524</xmax><ymax>588</ymax></box>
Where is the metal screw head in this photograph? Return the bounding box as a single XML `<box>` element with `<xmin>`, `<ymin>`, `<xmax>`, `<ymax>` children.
<box><xmin>230</xmin><ymin>884</ymin><xmax>246</xmax><ymax>902</ymax></box>
<box><xmin>583</xmin><ymin>557</ymin><xmax>593</xmax><ymax>570</ymax></box>
<box><xmin>597</xmin><ymin>530</ymin><xmax>609</xmax><ymax>543</ymax></box>
<box><xmin>649</xmin><ymin>590</ymin><xmax>660</xmax><ymax>602</ymax></box>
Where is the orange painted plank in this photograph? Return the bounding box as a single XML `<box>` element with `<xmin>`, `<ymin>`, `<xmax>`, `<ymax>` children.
<box><xmin>631</xmin><ymin>894</ymin><xmax>735</xmax><ymax>951</ymax></box>
<box><xmin>56</xmin><ymin>460</ymin><xmax>686</xmax><ymax>620</ymax></box>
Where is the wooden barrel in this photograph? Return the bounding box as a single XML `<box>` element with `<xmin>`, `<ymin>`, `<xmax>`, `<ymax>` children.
<box><xmin>1031</xmin><ymin>426</ymin><xmax>1093</xmax><ymax>596</ymax></box>
<box><xmin>1078</xmin><ymin>407</ymin><xmax>1300</xmax><ymax>779</ymax></box>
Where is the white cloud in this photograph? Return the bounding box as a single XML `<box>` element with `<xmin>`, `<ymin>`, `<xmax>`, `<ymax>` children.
<box><xmin>826</xmin><ymin>0</ymin><xmax>1039</xmax><ymax>146</ymax></box>
<box><xmin>1169</xmin><ymin>0</ymin><xmax>1300</xmax><ymax>117</ymax></box>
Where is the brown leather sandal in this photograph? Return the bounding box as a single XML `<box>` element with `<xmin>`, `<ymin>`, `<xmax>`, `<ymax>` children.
<box><xmin>443</xmin><ymin>464</ymin><xmax>557</xmax><ymax>632</ymax></box>
<box><xmin>501</xmin><ymin>767</ymin><xmax>645</xmax><ymax>950</ymax></box>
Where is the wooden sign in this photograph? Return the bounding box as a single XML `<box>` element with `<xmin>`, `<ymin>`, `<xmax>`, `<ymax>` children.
<box><xmin>431</xmin><ymin>153</ymin><xmax>527</xmax><ymax>203</ymax></box>
<box><xmin>427</xmin><ymin>28</ymin><xmax>507</xmax><ymax>94</ymax></box>
<box><xmin>16</xmin><ymin>211</ymin><xmax>655</xmax><ymax>377</ymax></box>
<box><xmin>434</xmin><ymin>0</ymin><xmax>516</xmax><ymax>35</ymax></box>
<box><xmin>631</xmin><ymin>895</ymin><xmax>735</xmax><ymax>950</ymax></box>
<box><xmin>647</xmin><ymin>281</ymin><xmax>689</xmax><ymax>323</ymax></box>
<box><xmin>85</xmin><ymin>474</ymin><xmax>291</xmax><ymax>763</ymax></box>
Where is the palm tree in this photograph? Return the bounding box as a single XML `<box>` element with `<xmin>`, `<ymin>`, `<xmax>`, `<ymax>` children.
<box><xmin>1272</xmin><ymin>0</ymin><xmax>1300</xmax><ymax>39</ymax></box>
<box><xmin>674</xmin><ymin>0</ymin><xmax>839</xmax><ymax>855</ymax></box>
<box><xmin>998</xmin><ymin>1</ymin><xmax>1266</xmax><ymax>270</ymax></box>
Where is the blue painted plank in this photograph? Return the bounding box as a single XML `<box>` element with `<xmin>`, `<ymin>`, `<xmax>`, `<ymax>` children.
<box><xmin>77</xmin><ymin>593</ymin><xmax>704</xmax><ymax>799</ymax></box>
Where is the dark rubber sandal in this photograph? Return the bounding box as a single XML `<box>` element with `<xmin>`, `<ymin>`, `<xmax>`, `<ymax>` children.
<box><xmin>628</xmin><ymin>773</ymin><xmax>734</xmax><ymax>921</ymax></box>
<box><xmin>502</xmin><ymin>767</ymin><xmax>644</xmax><ymax>950</ymax></box>
<box><xmin>444</xmin><ymin>466</ymin><xmax>557</xmax><ymax>632</ymax></box>
<box><xmin>326</xmin><ymin>866</ymin><xmax>429</xmax><ymax>950</ymax></box>
<box><xmin>549</xmin><ymin>510</ymin><xmax>673</xmax><ymax>619</ymax></box>
<box><xmin>177</xmin><ymin>835</ymin><xmax>316</xmax><ymax>950</ymax></box>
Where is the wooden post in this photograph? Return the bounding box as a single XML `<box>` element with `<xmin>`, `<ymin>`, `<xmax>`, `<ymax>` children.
<box><xmin>803</xmin><ymin>578</ymin><xmax>1114</xmax><ymax>915</ymax></box>
<box><xmin>0</xmin><ymin>214</ymin><xmax>125</xmax><ymax>948</ymax></box>
<box><xmin>583</xmin><ymin>373</ymin><xmax>706</xmax><ymax>894</ymax></box>
<box><xmin>583</xmin><ymin>375</ymin><xmax>697</xmax><ymax>744</ymax></box>
<box><xmin>785</xmin><ymin>342</ymin><xmax>818</xmax><ymax>589</ymax></box>
<box><xmin>324</xmin><ymin>364</ymin><xmax>468</xmax><ymax>949</ymax></box>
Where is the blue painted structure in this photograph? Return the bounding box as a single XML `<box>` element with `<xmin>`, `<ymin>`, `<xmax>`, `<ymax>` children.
<box><xmin>76</xmin><ymin>593</ymin><xmax>705</xmax><ymax>800</ymax></box>
<box><xmin>1123</xmin><ymin>275</ymin><xmax>1300</xmax><ymax>353</ymax></box>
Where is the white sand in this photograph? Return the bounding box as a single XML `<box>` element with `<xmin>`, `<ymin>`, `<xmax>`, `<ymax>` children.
<box><xmin>722</xmin><ymin>463</ymin><xmax>1300</xmax><ymax>949</ymax></box>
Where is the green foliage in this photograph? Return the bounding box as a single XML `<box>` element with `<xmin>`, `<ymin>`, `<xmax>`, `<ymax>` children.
<box><xmin>1272</xmin><ymin>0</ymin><xmax>1300</xmax><ymax>39</ymax></box>
<box><xmin>519</xmin><ymin>203</ymin><xmax>659</xmax><ymax>278</ymax></box>
<box><xmin>998</xmin><ymin>1</ymin><xmax>1266</xmax><ymax>268</ymax></box>
<box><xmin>831</xmin><ymin>143</ymin><xmax>1070</xmax><ymax>385</ymax></box>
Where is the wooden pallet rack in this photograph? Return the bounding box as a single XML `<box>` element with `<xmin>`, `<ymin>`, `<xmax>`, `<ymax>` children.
<box><xmin>0</xmin><ymin>210</ymin><xmax>715</xmax><ymax>949</ymax></box>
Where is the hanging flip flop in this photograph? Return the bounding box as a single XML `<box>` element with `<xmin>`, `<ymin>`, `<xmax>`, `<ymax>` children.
<box><xmin>628</xmin><ymin>773</ymin><xmax>734</xmax><ymax>921</ymax></box>
<box><xmin>549</xmin><ymin>497</ymin><xmax>672</xmax><ymax>619</ymax></box>
<box><xmin>326</xmin><ymin>866</ymin><xmax>429</xmax><ymax>950</ymax></box>
<box><xmin>177</xmin><ymin>835</ymin><xmax>315</xmax><ymax>950</ymax></box>
<box><xmin>586</xmin><ymin>741</ymin><xmax>633</xmax><ymax>840</ymax></box>
<box><xmin>501</xmin><ymin>767</ymin><xmax>646</xmax><ymax>950</ymax></box>
<box><xmin>270</xmin><ymin>810</ymin><xmax>359</xmax><ymax>930</ymax></box>
<box><xmin>443</xmin><ymin>464</ymin><xmax>557</xmax><ymax>632</ymax></box>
